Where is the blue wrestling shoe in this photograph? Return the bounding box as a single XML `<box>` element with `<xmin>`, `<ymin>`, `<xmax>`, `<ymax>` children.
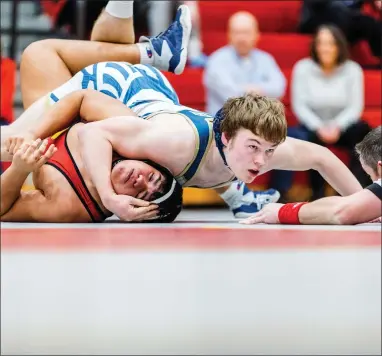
<box><xmin>230</xmin><ymin>182</ymin><xmax>281</xmax><ymax>219</ymax></box>
<box><xmin>139</xmin><ymin>5</ymin><xmax>192</xmax><ymax>74</ymax></box>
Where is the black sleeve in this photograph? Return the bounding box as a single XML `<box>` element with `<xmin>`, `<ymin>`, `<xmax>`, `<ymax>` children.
<box><xmin>366</xmin><ymin>183</ymin><xmax>382</xmax><ymax>201</ymax></box>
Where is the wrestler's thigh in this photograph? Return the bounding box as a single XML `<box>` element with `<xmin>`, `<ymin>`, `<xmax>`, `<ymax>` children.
<box><xmin>20</xmin><ymin>41</ymin><xmax>72</xmax><ymax>109</ymax></box>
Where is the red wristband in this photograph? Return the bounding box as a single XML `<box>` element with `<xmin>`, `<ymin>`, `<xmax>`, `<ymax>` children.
<box><xmin>278</xmin><ymin>202</ymin><xmax>308</xmax><ymax>224</ymax></box>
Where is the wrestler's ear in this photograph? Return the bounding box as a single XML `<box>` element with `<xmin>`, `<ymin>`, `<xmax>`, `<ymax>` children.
<box><xmin>377</xmin><ymin>161</ymin><xmax>382</xmax><ymax>176</ymax></box>
<box><xmin>221</xmin><ymin>132</ymin><xmax>230</xmax><ymax>146</ymax></box>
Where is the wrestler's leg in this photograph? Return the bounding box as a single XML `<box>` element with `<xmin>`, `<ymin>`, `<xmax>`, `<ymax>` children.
<box><xmin>20</xmin><ymin>39</ymin><xmax>140</xmax><ymax>109</ymax></box>
<box><xmin>21</xmin><ymin>1</ymin><xmax>191</xmax><ymax>108</ymax></box>
<box><xmin>21</xmin><ymin>1</ymin><xmax>136</xmax><ymax>108</ymax></box>
<box><xmin>21</xmin><ymin>1</ymin><xmax>136</xmax><ymax>109</ymax></box>
<box><xmin>90</xmin><ymin>1</ymin><xmax>135</xmax><ymax>44</ymax></box>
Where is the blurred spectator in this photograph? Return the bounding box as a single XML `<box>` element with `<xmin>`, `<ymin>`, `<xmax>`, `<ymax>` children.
<box><xmin>204</xmin><ymin>11</ymin><xmax>303</xmax><ymax>201</ymax></box>
<box><xmin>0</xmin><ymin>46</ymin><xmax>16</xmax><ymax>126</ymax></box>
<box><xmin>291</xmin><ymin>24</ymin><xmax>371</xmax><ymax>199</ymax></box>
<box><xmin>204</xmin><ymin>11</ymin><xmax>286</xmax><ymax>115</ymax></box>
<box><xmin>299</xmin><ymin>0</ymin><xmax>381</xmax><ymax>60</ymax></box>
<box><xmin>0</xmin><ymin>42</ymin><xmax>16</xmax><ymax>175</ymax></box>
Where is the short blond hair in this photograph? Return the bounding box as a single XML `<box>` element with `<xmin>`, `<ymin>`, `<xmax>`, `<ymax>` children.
<box><xmin>220</xmin><ymin>94</ymin><xmax>287</xmax><ymax>145</ymax></box>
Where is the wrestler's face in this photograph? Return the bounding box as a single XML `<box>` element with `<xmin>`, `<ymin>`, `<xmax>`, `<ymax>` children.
<box><xmin>111</xmin><ymin>160</ymin><xmax>166</xmax><ymax>201</ymax></box>
<box><xmin>360</xmin><ymin>157</ymin><xmax>381</xmax><ymax>182</ymax></box>
<box><xmin>222</xmin><ymin>128</ymin><xmax>278</xmax><ymax>183</ymax></box>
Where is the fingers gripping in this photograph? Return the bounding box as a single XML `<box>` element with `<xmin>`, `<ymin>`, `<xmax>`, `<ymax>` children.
<box><xmin>133</xmin><ymin>205</ymin><xmax>160</xmax><ymax>221</ymax></box>
<box><xmin>37</xmin><ymin>144</ymin><xmax>57</xmax><ymax>166</ymax></box>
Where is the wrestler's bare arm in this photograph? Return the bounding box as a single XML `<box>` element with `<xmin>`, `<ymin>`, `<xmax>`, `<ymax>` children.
<box><xmin>0</xmin><ymin>141</ymin><xmax>71</xmax><ymax>223</ymax></box>
<box><xmin>0</xmin><ymin>188</ymin><xmax>73</xmax><ymax>223</ymax></box>
<box><xmin>1</xmin><ymin>90</ymin><xmax>137</xmax><ymax>162</ymax></box>
<box><xmin>298</xmin><ymin>189</ymin><xmax>381</xmax><ymax>224</ymax></box>
<box><xmin>78</xmin><ymin>117</ymin><xmax>173</xmax><ymax>209</ymax></box>
<box><xmin>240</xmin><ymin>188</ymin><xmax>381</xmax><ymax>225</ymax></box>
<box><xmin>0</xmin><ymin>162</ymin><xmax>32</xmax><ymax>217</ymax></box>
<box><xmin>30</xmin><ymin>89</ymin><xmax>137</xmax><ymax>139</ymax></box>
<box><xmin>268</xmin><ymin>137</ymin><xmax>362</xmax><ymax>196</ymax></box>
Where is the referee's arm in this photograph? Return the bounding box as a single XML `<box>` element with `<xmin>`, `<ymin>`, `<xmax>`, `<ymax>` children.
<box><xmin>299</xmin><ymin>186</ymin><xmax>382</xmax><ymax>225</ymax></box>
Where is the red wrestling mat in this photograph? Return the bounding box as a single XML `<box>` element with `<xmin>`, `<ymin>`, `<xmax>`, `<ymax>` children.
<box><xmin>1</xmin><ymin>227</ymin><xmax>380</xmax><ymax>251</ymax></box>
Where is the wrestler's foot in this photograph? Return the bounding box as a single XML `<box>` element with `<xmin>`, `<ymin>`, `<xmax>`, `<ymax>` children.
<box><xmin>139</xmin><ymin>5</ymin><xmax>192</xmax><ymax>74</ymax></box>
<box><xmin>229</xmin><ymin>182</ymin><xmax>281</xmax><ymax>219</ymax></box>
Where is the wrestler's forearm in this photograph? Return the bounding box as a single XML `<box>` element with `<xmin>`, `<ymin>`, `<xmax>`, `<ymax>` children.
<box><xmin>78</xmin><ymin>126</ymin><xmax>116</xmax><ymax>208</ymax></box>
<box><xmin>30</xmin><ymin>91</ymin><xmax>86</xmax><ymax>139</ymax></box>
<box><xmin>0</xmin><ymin>165</ymin><xmax>30</xmax><ymax>216</ymax></box>
<box><xmin>1</xmin><ymin>96</ymin><xmax>49</xmax><ymax>162</ymax></box>
<box><xmin>313</xmin><ymin>148</ymin><xmax>362</xmax><ymax>196</ymax></box>
<box><xmin>32</xmin><ymin>90</ymin><xmax>137</xmax><ymax>140</ymax></box>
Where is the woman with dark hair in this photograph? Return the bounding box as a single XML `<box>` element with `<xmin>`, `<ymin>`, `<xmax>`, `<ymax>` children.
<box><xmin>298</xmin><ymin>0</ymin><xmax>381</xmax><ymax>60</ymax></box>
<box><xmin>291</xmin><ymin>24</ymin><xmax>371</xmax><ymax>199</ymax></box>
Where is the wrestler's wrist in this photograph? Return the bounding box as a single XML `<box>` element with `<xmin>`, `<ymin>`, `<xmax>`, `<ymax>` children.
<box><xmin>101</xmin><ymin>191</ymin><xmax>118</xmax><ymax>210</ymax></box>
<box><xmin>9</xmin><ymin>162</ymin><xmax>32</xmax><ymax>176</ymax></box>
<box><xmin>278</xmin><ymin>202</ymin><xmax>308</xmax><ymax>224</ymax></box>
<box><xmin>25</xmin><ymin>129</ymin><xmax>38</xmax><ymax>141</ymax></box>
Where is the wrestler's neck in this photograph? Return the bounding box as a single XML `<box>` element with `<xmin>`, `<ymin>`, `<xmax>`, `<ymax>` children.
<box><xmin>210</xmin><ymin>142</ymin><xmax>233</xmax><ymax>173</ymax></box>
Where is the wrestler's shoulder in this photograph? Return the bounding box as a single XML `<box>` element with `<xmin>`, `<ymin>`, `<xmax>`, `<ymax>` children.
<box><xmin>365</xmin><ymin>182</ymin><xmax>382</xmax><ymax>201</ymax></box>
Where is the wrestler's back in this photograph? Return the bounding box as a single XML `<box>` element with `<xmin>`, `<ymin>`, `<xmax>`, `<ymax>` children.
<box><xmin>32</xmin><ymin>123</ymin><xmax>109</xmax><ymax>222</ymax></box>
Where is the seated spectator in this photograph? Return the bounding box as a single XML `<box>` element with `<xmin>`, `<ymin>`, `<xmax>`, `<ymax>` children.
<box><xmin>204</xmin><ymin>11</ymin><xmax>301</xmax><ymax>201</ymax></box>
<box><xmin>299</xmin><ymin>0</ymin><xmax>381</xmax><ymax>61</ymax></box>
<box><xmin>204</xmin><ymin>11</ymin><xmax>286</xmax><ymax>115</ymax></box>
<box><xmin>291</xmin><ymin>24</ymin><xmax>371</xmax><ymax>200</ymax></box>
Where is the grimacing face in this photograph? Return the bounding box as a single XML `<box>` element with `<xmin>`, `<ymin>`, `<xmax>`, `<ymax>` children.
<box><xmin>222</xmin><ymin>128</ymin><xmax>278</xmax><ymax>183</ymax></box>
<box><xmin>111</xmin><ymin>160</ymin><xmax>166</xmax><ymax>200</ymax></box>
<box><xmin>360</xmin><ymin>157</ymin><xmax>382</xmax><ymax>182</ymax></box>
<box><xmin>316</xmin><ymin>28</ymin><xmax>339</xmax><ymax>67</ymax></box>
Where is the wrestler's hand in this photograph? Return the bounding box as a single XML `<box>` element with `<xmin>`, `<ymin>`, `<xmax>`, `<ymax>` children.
<box><xmin>105</xmin><ymin>194</ymin><xmax>159</xmax><ymax>222</ymax></box>
<box><xmin>239</xmin><ymin>203</ymin><xmax>285</xmax><ymax>224</ymax></box>
<box><xmin>5</xmin><ymin>130</ymin><xmax>36</xmax><ymax>156</ymax></box>
<box><xmin>12</xmin><ymin>139</ymin><xmax>57</xmax><ymax>173</ymax></box>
